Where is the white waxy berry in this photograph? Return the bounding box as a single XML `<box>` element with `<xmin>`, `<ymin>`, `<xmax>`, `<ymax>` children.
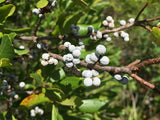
<box><xmin>90</xmin><ymin>35</ymin><xmax>97</xmax><ymax>40</ymax></box>
<box><xmin>113</xmin><ymin>32</ymin><xmax>119</xmax><ymax>37</ymax></box>
<box><xmin>82</xmin><ymin>70</ymin><xmax>92</xmax><ymax>78</ymax></box>
<box><xmin>66</xmin><ymin>62</ymin><xmax>74</xmax><ymax>68</ymax></box>
<box><xmin>2</xmin><ymin>80</ymin><xmax>8</xmax><ymax>86</ymax></box>
<box><xmin>42</xmin><ymin>53</ymin><xmax>50</xmax><ymax>60</ymax></box>
<box><xmin>72</xmin><ymin>49</ymin><xmax>81</xmax><ymax>57</ymax></box>
<box><xmin>124</xmin><ymin>37</ymin><xmax>129</xmax><ymax>42</ymax></box>
<box><xmin>114</xmin><ymin>73</ymin><xmax>122</xmax><ymax>81</ymax></box>
<box><xmin>75</xmin><ymin>46</ymin><xmax>81</xmax><ymax>51</ymax></box>
<box><xmin>19</xmin><ymin>45</ymin><xmax>25</xmax><ymax>49</ymax></box>
<box><xmin>69</xmin><ymin>45</ymin><xmax>76</xmax><ymax>52</ymax></box>
<box><xmin>90</xmin><ymin>53</ymin><xmax>99</xmax><ymax>62</ymax></box>
<box><xmin>30</xmin><ymin>109</ymin><xmax>36</xmax><ymax>117</ymax></box>
<box><xmin>64</xmin><ymin>42</ymin><xmax>71</xmax><ymax>48</ymax></box>
<box><xmin>92</xmin><ymin>69</ymin><xmax>99</xmax><ymax>77</ymax></box>
<box><xmin>53</xmin><ymin>59</ymin><xmax>58</xmax><ymax>65</ymax></box>
<box><xmin>38</xmin><ymin>109</ymin><xmax>44</xmax><ymax>115</ymax></box>
<box><xmin>100</xmin><ymin>56</ymin><xmax>109</xmax><ymax>65</ymax></box>
<box><xmin>73</xmin><ymin>58</ymin><xmax>80</xmax><ymax>64</ymax></box>
<box><xmin>92</xmin><ymin>77</ymin><xmax>101</xmax><ymax>86</ymax></box>
<box><xmin>66</xmin><ymin>54</ymin><xmax>73</xmax><ymax>61</ymax></box>
<box><xmin>129</xmin><ymin>18</ymin><xmax>135</xmax><ymax>23</ymax></box>
<box><xmin>120</xmin><ymin>76</ymin><xmax>129</xmax><ymax>84</ymax></box>
<box><xmin>48</xmin><ymin>57</ymin><xmax>55</xmax><ymax>64</ymax></box>
<box><xmin>102</xmin><ymin>20</ymin><xmax>108</xmax><ymax>26</ymax></box>
<box><xmin>96</xmin><ymin>31</ymin><xmax>102</xmax><ymax>39</ymax></box>
<box><xmin>32</xmin><ymin>8</ymin><xmax>40</xmax><ymax>15</ymax></box>
<box><xmin>19</xmin><ymin>82</ymin><xmax>25</xmax><ymax>88</ymax></box>
<box><xmin>106</xmin><ymin>16</ymin><xmax>113</xmax><ymax>22</ymax></box>
<box><xmin>41</xmin><ymin>60</ymin><xmax>48</xmax><ymax>66</ymax></box>
<box><xmin>103</xmin><ymin>34</ymin><xmax>109</xmax><ymax>38</ymax></box>
<box><xmin>39</xmin><ymin>14</ymin><xmax>45</xmax><ymax>19</ymax></box>
<box><xmin>78</xmin><ymin>39</ymin><xmax>83</xmax><ymax>46</ymax></box>
<box><xmin>108</xmin><ymin>22</ymin><xmax>115</xmax><ymax>28</ymax></box>
<box><xmin>96</xmin><ymin>44</ymin><xmax>106</xmax><ymax>55</ymax></box>
<box><xmin>14</xmin><ymin>94</ymin><xmax>19</xmax><ymax>99</ymax></box>
<box><xmin>120</xmin><ymin>20</ymin><xmax>126</xmax><ymax>26</ymax></box>
<box><xmin>106</xmin><ymin>37</ymin><xmax>111</xmax><ymax>41</ymax></box>
<box><xmin>51</xmin><ymin>0</ymin><xmax>57</xmax><ymax>7</ymax></box>
<box><xmin>37</xmin><ymin>43</ymin><xmax>42</xmax><ymax>49</ymax></box>
<box><xmin>120</xmin><ymin>31</ymin><xmax>128</xmax><ymax>38</ymax></box>
<box><xmin>85</xmin><ymin>54</ymin><xmax>94</xmax><ymax>64</ymax></box>
<box><xmin>84</xmin><ymin>78</ymin><xmax>93</xmax><ymax>87</ymax></box>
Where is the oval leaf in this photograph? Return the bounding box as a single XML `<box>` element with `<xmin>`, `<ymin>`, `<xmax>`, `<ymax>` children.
<box><xmin>79</xmin><ymin>99</ymin><xmax>106</xmax><ymax>113</ymax></box>
<box><xmin>36</xmin><ymin>0</ymin><xmax>49</xmax><ymax>8</ymax></box>
<box><xmin>151</xmin><ymin>27</ymin><xmax>160</xmax><ymax>46</ymax></box>
<box><xmin>20</xmin><ymin>93</ymin><xmax>50</xmax><ymax>108</ymax></box>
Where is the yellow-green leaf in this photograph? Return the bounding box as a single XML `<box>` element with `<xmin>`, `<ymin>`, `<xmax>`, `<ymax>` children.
<box><xmin>0</xmin><ymin>58</ymin><xmax>12</xmax><ymax>68</ymax></box>
<box><xmin>0</xmin><ymin>4</ymin><xmax>16</xmax><ymax>24</ymax></box>
<box><xmin>36</xmin><ymin>0</ymin><xmax>49</xmax><ymax>8</ymax></box>
<box><xmin>151</xmin><ymin>27</ymin><xmax>160</xmax><ymax>46</ymax></box>
<box><xmin>20</xmin><ymin>93</ymin><xmax>51</xmax><ymax>108</ymax></box>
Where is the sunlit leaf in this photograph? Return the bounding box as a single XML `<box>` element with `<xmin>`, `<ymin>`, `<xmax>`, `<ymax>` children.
<box><xmin>36</xmin><ymin>0</ymin><xmax>49</xmax><ymax>8</ymax></box>
<box><xmin>151</xmin><ymin>27</ymin><xmax>160</xmax><ymax>46</ymax></box>
<box><xmin>14</xmin><ymin>49</ymin><xmax>29</xmax><ymax>55</ymax></box>
<box><xmin>79</xmin><ymin>99</ymin><xmax>106</xmax><ymax>113</ymax></box>
<box><xmin>0</xmin><ymin>4</ymin><xmax>15</xmax><ymax>24</ymax></box>
<box><xmin>0</xmin><ymin>58</ymin><xmax>12</xmax><ymax>68</ymax></box>
<box><xmin>20</xmin><ymin>93</ymin><xmax>50</xmax><ymax>108</ymax></box>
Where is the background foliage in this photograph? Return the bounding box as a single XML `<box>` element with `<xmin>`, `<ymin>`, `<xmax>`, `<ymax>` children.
<box><xmin>0</xmin><ymin>0</ymin><xmax>160</xmax><ymax>120</ymax></box>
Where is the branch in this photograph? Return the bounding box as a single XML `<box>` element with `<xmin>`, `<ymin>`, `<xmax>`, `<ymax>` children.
<box><xmin>132</xmin><ymin>58</ymin><xmax>160</xmax><ymax>71</ymax></box>
<box><xmin>49</xmin><ymin>53</ymin><xmax>131</xmax><ymax>74</ymax></box>
<box><xmin>135</xmin><ymin>2</ymin><xmax>149</xmax><ymax>21</ymax></box>
<box><xmin>130</xmin><ymin>74</ymin><xmax>160</xmax><ymax>94</ymax></box>
<box><xmin>33</xmin><ymin>18</ymin><xmax>42</xmax><ymax>36</ymax></box>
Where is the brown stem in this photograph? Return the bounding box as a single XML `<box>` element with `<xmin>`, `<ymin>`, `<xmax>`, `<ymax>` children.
<box><xmin>130</xmin><ymin>74</ymin><xmax>160</xmax><ymax>93</ymax></box>
<box><xmin>135</xmin><ymin>2</ymin><xmax>149</xmax><ymax>21</ymax></box>
<box><xmin>33</xmin><ymin>18</ymin><xmax>42</xmax><ymax>36</ymax></box>
<box><xmin>132</xmin><ymin>58</ymin><xmax>160</xmax><ymax>71</ymax></box>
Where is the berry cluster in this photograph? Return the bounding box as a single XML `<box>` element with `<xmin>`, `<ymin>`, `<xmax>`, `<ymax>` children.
<box><xmin>101</xmin><ymin>16</ymin><xmax>135</xmax><ymax>42</ymax></box>
<box><xmin>32</xmin><ymin>0</ymin><xmax>57</xmax><ymax>18</ymax></box>
<box><xmin>85</xmin><ymin>44</ymin><xmax>109</xmax><ymax>65</ymax></box>
<box><xmin>82</xmin><ymin>69</ymin><xmax>101</xmax><ymax>87</ymax></box>
<box><xmin>114</xmin><ymin>73</ymin><xmax>129</xmax><ymax>84</ymax></box>
<box><xmin>30</xmin><ymin>106</ymin><xmax>44</xmax><ymax>117</ymax></box>
<box><xmin>19</xmin><ymin>81</ymin><xmax>25</xmax><ymax>88</ymax></box>
<box><xmin>70</xmin><ymin>24</ymin><xmax>80</xmax><ymax>36</ymax></box>
<box><xmin>41</xmin><ymin>53</ymin><xmax>58</xmax><ymax>66</ymax></box>
<box><xmin>36</xmin><ymin>42</ymin><xmax>48</xmax><ymax>50</ymax></box>
<box><xmin>0</xmin><ymin>80</ymin><xmax>10</xmax><ymax>95</ymax></box>
<box><xmin>63</xmin><ymin>41</ymin><xmax>83</xmax><ymax>68</ymax></box>
<box><xmin>89</xmin><ymin>26</ymin><xmax>103</xmax><ymax>40</ymax></box>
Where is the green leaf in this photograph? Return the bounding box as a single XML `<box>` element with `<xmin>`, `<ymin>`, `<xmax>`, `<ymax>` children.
<box><xmin>0</xmin><ymin>32</ymin><xmax>3</xmax><ymax>38</ymax></box>
<box><xmin>63</xmin><ymin>12</ymin><xmax>82</xmax><ymax>34</ymax></box>
<box><xmin>79</xmin><ymin>99</ymin><xmax>106</xmax><ymax>113</ymax></box>
<box><xmin>60</xmin><ymin>96</ymin><xmax>82</xmax><ymax>108</ymax></box>
<box><xmin>52</xmin><ymin>105</ymin><xmax>58</xmax><ymax>120</ymax></box>
<box><xmin>60</xmin><ymin>77</ymin><xmax>81</xmax><ymax>88</ymax></box>
<box><xmin>3</xmin><ymin>27</ymin><xmax>31</xmax><ymax>33</ymax></box>
<box><xmin>20</xmin><ymin>93</ymin><xmax>51</xmax><ymax>108</ymax></box>
<box><xmin>0</xmin><ymin>4</ymin><xmax>15</xmax><ymax>24</ymax></box>
<box><xmin>0</xmin><ymin>0</ymin><xmax>6</xmax><ymax>4</ymax></box>
<box><xmin>12</xmin><ymin>115</ymin><xmax>17</xmax><ymax>120</ymax></box>
<box><xmin>151</xmin><ymin>27</ymin><xmax>160</xmax><ymax>46</ymax></box>
<box><xmin>30</xmin><ymin>69</ymin><xmax>44</xmax><ymax>86</ymax></box>
<box><xmin>0</xmin><ymin>58</ymin><xmax>12</xmax><ymax>68</ymax></box>
<box><xmin>45</xmin><ymin>88</ymin><xmax>64</xmax><ymax>102</ymax></box>
<box><xmin>36</xmin><ymin>0</ymin><xmax>49</xmax><ymax>8</ymax></box>
<box><xmin>0</xmin><ymin>33</ymin><xmax>16</xmax><ymax>59</ymax></box>
<box><xmin>14</xmin><ymin>49</ymin><xmax>29</xmax><ymax>55</ymax></box>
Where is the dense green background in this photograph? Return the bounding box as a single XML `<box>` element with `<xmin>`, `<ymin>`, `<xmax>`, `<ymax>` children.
<box><xmin>0</xmin><ymin>0</ymin><xmax>160</xmax><ymax>119</ymax></box>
